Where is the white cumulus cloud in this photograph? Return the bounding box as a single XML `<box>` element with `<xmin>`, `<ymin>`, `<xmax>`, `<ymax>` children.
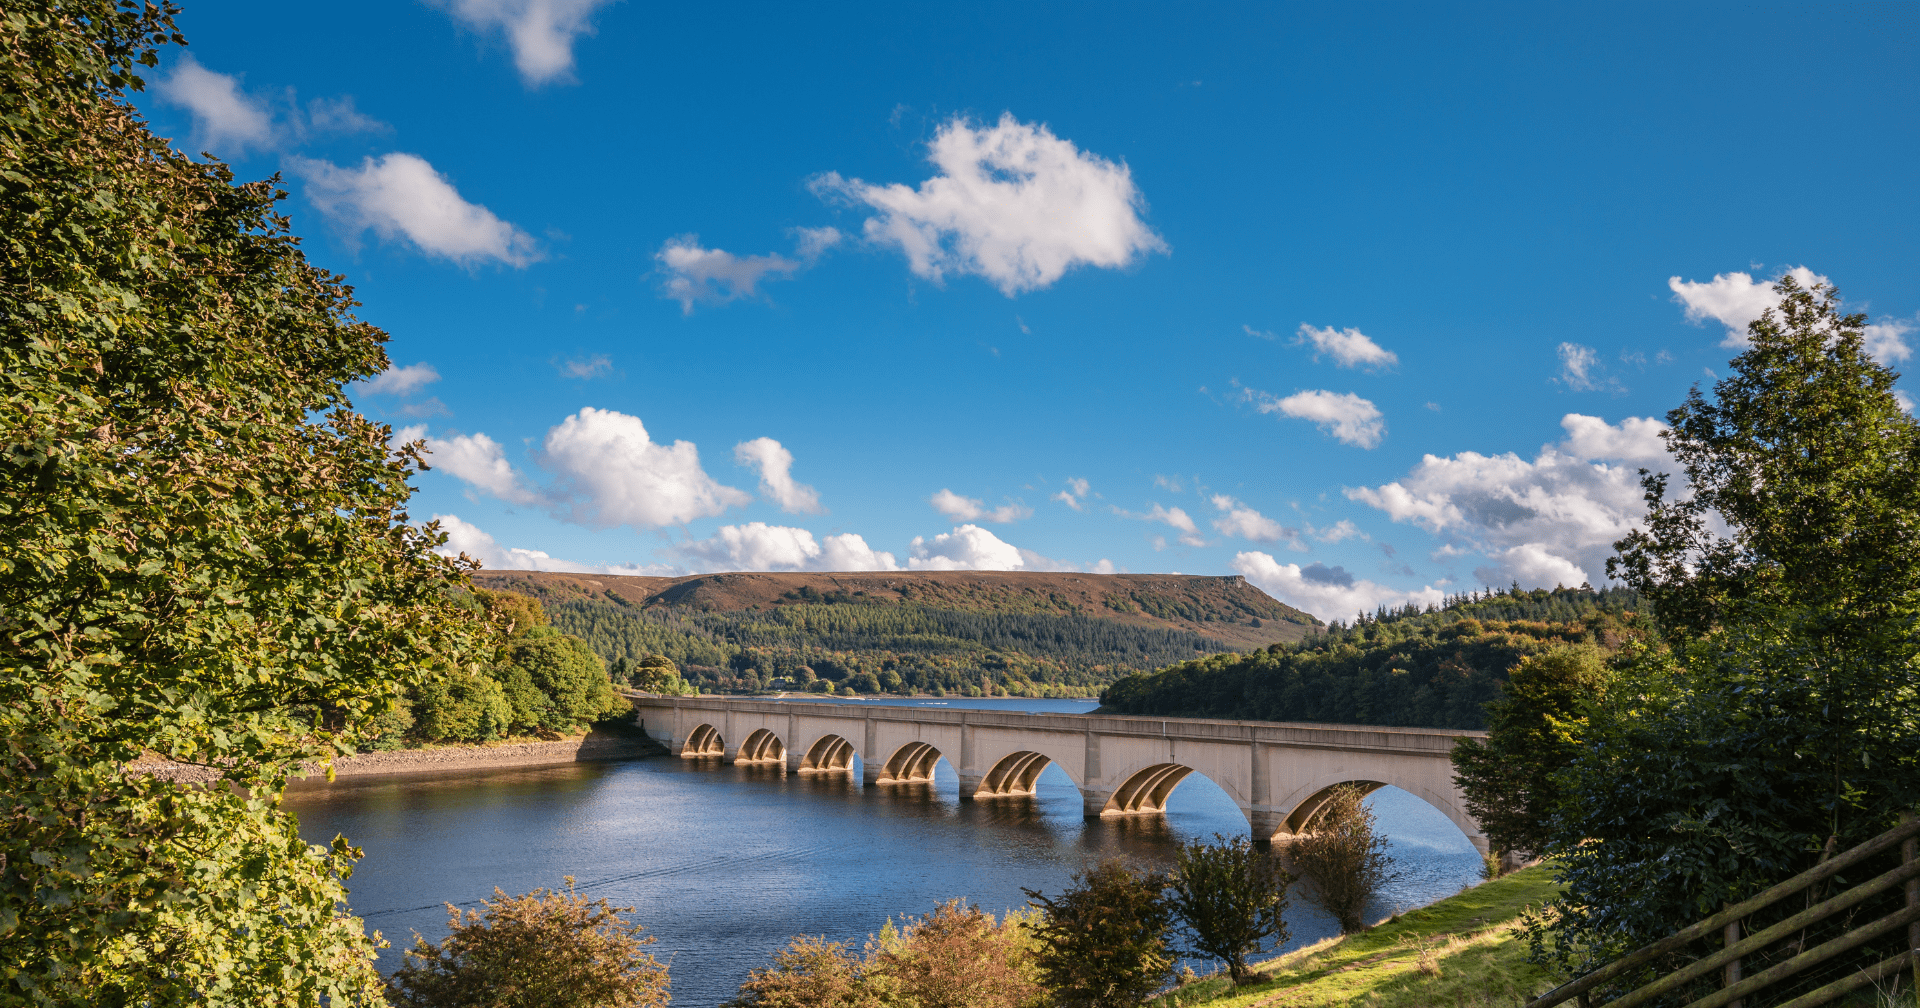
<box><xmin>1231</xmin><ymin>552</ymin><xmax>1444</xmax><ymax>624</ymax></box>
<box><xmin>1345</xmin><ymin>413</ymin><xmax>1671</xmax><ymax>589</ymax></box>
<box><xmin>1865</xmin><ymin>319</ymin><xmax>1915</xmax><ymax>364</ymax></box>
<box><xmin>1209</xmin><ymin>495</ymin><xmax>1303</xmax><ymax>549</ymax></box>
<box><xmin>541</xmin><ymin>408</ymin><xmax>752</xmax><ymax>528</ymax></box>
<box><xmin>435</xmin><ymin>0</ymin><xmax>613</xmax><ymax>86</ymax></box>
<box><xmin>1665</xmin><ymin>265</ymin><xmax>1912</xmax><ymax>362</ymax></box>
<box><xmin>656</xmin><ymin>228</ymin><xmax>840</xmax><ymax>313</ymax></box>
<box><xmin>733</xmin><ymin>437</ymin><xmax>825</xmax><ymax>515</ymax></box>
<box><xmin>1670</xmin><ymin>267</ymin><xmax>1824</xmax><ymax>347</ymax></box>
<box><xmin>813</xmin><ymin>113</ymin><xmax>1165</xmax><ymax>296</ymax></box>
<box><xmin>930</xmin><ymin>488</ymin><xmax>1030</xmax><ymax>524</ymax></box>
<box><xmin>291</xmin><ymin>153</ymin><xmax>540</xmax><ymax>267</ymax></box>
<box><xmin>1295</xmin><ymin>324</ymin><xmax>1398</xmax><ymax>370</ymax></box>
<box><xmin>430</xmin><ymin>514</ymin><xmax>681</xmax><ymax>575</ymax></box>
<box><xmin>425</xmin><ymin>431</ymin><xmax>546</xmax><ymax>506</ymax></box>
<box><xmin>675</xmin><ymin>522</ymin><xmax>898</xmax><ymax>572</ymax></box>
<box><xmin>1245</xmin><ymin>388</ymin><xmax>1385</xmax><ymax>448</ymax></box>
<box><xmin>908</xmin><ymin>524</ymin><xmax>1027</xmax><ymax>570</ymax></box>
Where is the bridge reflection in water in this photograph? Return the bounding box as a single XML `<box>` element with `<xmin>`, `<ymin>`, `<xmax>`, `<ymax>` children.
<box><xmin>631</xmin><ymin>696</ymin><xmax>1491</xmax><ymax>853</ymax></box>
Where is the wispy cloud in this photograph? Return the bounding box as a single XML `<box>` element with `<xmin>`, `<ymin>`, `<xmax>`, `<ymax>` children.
<box><xmin>557</xmin><ymin>353</ymin><xmax>612</xmax><ymax>378</ymax></box>
<box><xmin>1051</xmin><ymin>477</ymin><xmax>1091</xmax><ymax>510</ymax></box>
<box><xmin>1209</xmin><ymin>495</ymin><xmax>1304</xmax><ymax>549</ymax></box>
<box><xmin>1294</xmin><ymin>323</ymin><xmax>1398</xmax><ymax>370</ymax></box>
<box><xmin>655</xmin><ymin>228</ymin><xmax>840</xmax><ymax>313</ymax></box>
<box><xmin>735</xmin><ymin>437</ymin><xmax>825</xmax><ymax>515</ymax></box>
<box><xmin>1556</xmin><ymin>342</ymin><xmax>1624</xmax><ymax>394</ymax></box>
<box><xmin>930</xmin><ymin>488</ymin><xmax>1031</xmax><ymax>524</ymax></box>
<box><xmin>433</xmin><ymin>0</ymin><xmax>615</xmax><ymax>86</ymax></box>
<box><xmin>1114</xmin><ymin>503</ymin><xmax>1205</xmax><ymax>547</ymax></box>
<box><xmin>1241</xmin><ymin>385</ymin><xmax>1385</xmax><ymax>448</ymax></box>
<box><xmin>155</xmin><ymin>54</ymin><xmax>387</xmax><ymax>157</ymax></box>
<box><xmin>291</xmin><ymin>153</ymin><xmax>541</xmax><ymax>267</ymax></box>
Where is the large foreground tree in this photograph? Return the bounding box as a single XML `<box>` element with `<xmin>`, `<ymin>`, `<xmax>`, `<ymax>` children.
<box><xmin>1</xmin><ymin>4</ymin><xmax>489</xmax><ymax>1004</ymax></box>
<box><xmin>1540</xmin><ymin>275</ymin><xmax>1920</xmax><ymax>985</ymax></box>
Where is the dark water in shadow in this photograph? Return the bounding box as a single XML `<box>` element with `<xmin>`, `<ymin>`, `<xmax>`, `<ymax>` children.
<box><xmin>288</xmin><ymin>734</ymin><xmax>1482</xmax><ymax>1007</ymax></box>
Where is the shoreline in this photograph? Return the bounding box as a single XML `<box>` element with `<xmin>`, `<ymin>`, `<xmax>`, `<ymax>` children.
<box><xmin>128</xmin><ymin>727</ymin><xmax>667</xmax><ymax>787</ymax></box>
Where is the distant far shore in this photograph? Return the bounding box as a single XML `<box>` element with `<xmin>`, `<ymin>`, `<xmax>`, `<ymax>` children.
<box><xmin>127</xmin><ymin>726</ymin><xmax>667</xmax><ymax>788</ymax></box>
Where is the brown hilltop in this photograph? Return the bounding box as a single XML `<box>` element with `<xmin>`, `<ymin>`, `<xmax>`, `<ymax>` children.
<box><xmin>469</xmin><ymin>569</ymin><xmax>1321</xmax><ymax>649</ymax></box>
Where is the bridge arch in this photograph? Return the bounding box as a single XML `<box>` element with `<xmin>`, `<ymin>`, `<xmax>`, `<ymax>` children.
<box><xmin>1267</xmin><ymin>771</ymin><xmax>1480</xmax><ymax>849</ymax></box>
<box><xmin>1101</xmin><ymin>762</ymin><xmax>1199</xmax><ymax>815</ymax></box>
<box><xmin>801</xmin><ymin>733</ymin><xmax>856</xmax><ymax>772</ymax></box>
<box><xmin>876</xmin><ymin>741</ymin><xmax>942</xmax><ymax>784</ymax></box>
<box><xmin>682</xmin><ymin>723</ymin><xmax>723</xmax><ymax>757</ymax></box>
<box><xmin>735</xmin><ymin>728</ymin><xmax>786</xmax><ymax>764</ymax></box>
<box><xmin>974</xmin><ymin>750</ymin><xmax>1054</xmax><ymax>798</ymax></box>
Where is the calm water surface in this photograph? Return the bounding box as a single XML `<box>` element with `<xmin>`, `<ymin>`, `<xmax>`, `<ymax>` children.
<box><xmin>287</xmin><ymin>697</ymin><xmax>1481</xmax><ymax>1007</ymax></box>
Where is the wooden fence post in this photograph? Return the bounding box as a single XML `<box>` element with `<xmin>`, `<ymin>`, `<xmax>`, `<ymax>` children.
<box><xmin>1723</xmin><ymin>912</ymin><xmax>1743</xmax><ymax>1008</ymax></box>
<box><xmin>1904</xmin><ymin>810</ymin><xmax>1917</xmax><ymax>1001</ymax></box>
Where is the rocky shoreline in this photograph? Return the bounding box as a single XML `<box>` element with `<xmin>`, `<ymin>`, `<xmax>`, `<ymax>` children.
<box><xmin>128</xmin><ymin>727</ymin><xmax>669</xmax><ymax>787</ymax></box>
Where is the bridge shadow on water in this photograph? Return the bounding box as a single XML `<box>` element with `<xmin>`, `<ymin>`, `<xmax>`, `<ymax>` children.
<box><xmin>288</xmin><ymin>752</ymin><xmax>1482</xmax><ymax>1008</ymax></box>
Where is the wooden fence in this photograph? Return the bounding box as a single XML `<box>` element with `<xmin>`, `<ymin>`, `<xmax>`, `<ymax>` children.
<box><xmin>1527</xmin><ymin>814</ymin><xmax>1920</xmax><ymax>1008</ymax></box>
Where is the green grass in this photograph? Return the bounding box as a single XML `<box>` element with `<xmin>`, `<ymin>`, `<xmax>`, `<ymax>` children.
<box><xmin>1148</xmin><ymin>866</ymin><xmax>1566</xmax><ymax>1008</ymax></box>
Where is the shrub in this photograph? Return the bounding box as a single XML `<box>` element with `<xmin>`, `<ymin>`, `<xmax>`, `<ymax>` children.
<box><xmin>1286</xmin><ymin>784</ymin><xmax>1402</xmax><ymax>932</ymax></box>
<box><xmin>1167</xmin><ymin>834</ymin><xmax>1293</xmax><ymax>984</ymax></box>
<box><xmin>387</xmin><ymin>878</ymin><xmax>668</xmax><ymax>1008</ymax></box>
<box><xmin>1024</xmin><ymin>859</ymin><xmax>1175</xmax><ymax>1008</ymax></box>
<box><xmin>724</xmin><ymin>936</ymin><xmax>875</xmax><ymax>1008</ymax></box>
<box><xmin>870</xmin><ymin>899</ymin><xmax>1041</xmax><ymax>1008</ymax></box>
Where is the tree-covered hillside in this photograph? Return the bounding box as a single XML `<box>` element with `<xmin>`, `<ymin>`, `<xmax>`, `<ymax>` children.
<box><xmin>473</xmin><ymin>570</ymin><xmax>1319</xmax><ymax>697</ymax></box>
<box><xmin>1098</xmin><ymin>585</ymin><xmax>1648</xmax><ymax>728</ymax></box>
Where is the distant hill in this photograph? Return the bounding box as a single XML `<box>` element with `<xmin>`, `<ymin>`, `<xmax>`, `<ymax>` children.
<box><xmin>469</xmin><ymin>570</ymin><xmax>1320</xmax><ymax>698</ymax></box>
<box><xmin>1097</xmin><ymin>584</ymin><xmax>1647</xmax><ymax>728</ymax></box>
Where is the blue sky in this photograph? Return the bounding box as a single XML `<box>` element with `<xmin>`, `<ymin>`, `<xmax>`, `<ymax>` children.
<box><xmin>142</xmin><ymin>1</ymin><xmax>1918</xmax><ymax>621</ymax></box>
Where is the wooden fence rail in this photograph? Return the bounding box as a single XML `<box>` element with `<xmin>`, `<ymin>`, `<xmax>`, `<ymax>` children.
<box><xmin>1527</xmin><ymin>814</ymin><xmax>1920</xmax><ymax>1008</ymax></box>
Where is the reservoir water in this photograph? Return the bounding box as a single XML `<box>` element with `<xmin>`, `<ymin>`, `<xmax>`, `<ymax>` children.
<box><xmin>286</xmin><ymin>697</ymin><xmax>1483</xmax><ymax>1007</ymax></box>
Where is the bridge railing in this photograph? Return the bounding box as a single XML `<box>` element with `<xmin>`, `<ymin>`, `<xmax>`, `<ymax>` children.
<box><xmin>1525</xmin><ymin>814</ymin><xmax>1920</xmax><ymax>1008</ymax></box>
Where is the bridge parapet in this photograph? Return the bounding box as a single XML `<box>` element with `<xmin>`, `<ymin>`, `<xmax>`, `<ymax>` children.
<box><xmin>627</xmin><ymin>695</ymin><xmax>1489</xmax><ymax>853</ymax></box>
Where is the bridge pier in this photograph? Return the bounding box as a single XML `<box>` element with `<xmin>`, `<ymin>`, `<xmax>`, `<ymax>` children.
<box><xmin>1248</xmin><ymin>807</ymin><xmax>1289</xmax><ymax>842</ymax></box>
<box><xmin>1080</xmin><ymin>788</ymin><xmax>1114</xmax><ymax>817</ymax></box>
<box><xmin>957</xmin><ymin>772</ymin><xmax>985</xmax><ymax>798</ymax></box>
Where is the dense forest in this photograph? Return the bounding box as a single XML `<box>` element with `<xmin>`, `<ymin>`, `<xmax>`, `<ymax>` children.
<box><xmin>544</xmin><ymin>594</ymin><xmax>1238</xmax><ymax>697</ymax></box>
<box><xmin>473</xmin><ymin>569</ymin><xmax>1320</xmax><ymax>698</ymax></box>
<box><xmin>1097</xmin><ymin>584</ymin><xmax>1648</xmax><ymax>728</ymax></box>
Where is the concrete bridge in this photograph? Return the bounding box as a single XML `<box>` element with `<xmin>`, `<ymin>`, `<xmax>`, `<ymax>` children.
<box><xmin>630</xmin><ymin>696</ymin><xmax>1490</xmax><ymax>853</ymax></box>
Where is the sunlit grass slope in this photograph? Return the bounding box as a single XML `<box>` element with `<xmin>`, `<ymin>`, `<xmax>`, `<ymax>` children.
<box><xmin>1150</xmin><ymin>866</ymin><xmax>1565</xmax><ymax>1008</ymax></box>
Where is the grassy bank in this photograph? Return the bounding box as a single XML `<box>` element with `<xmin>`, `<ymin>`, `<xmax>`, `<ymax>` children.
<box><xmin>1150</xmin><ymin>866</ymin><xmax>1565</xmax><ymax>1008</ymax></box>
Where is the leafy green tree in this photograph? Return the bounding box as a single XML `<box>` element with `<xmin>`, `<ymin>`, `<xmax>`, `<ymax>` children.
<box><xmin>1023</xmin><ymin>859</ymin><xmax>1175</xmax><ymax>1008</ymax></box>
<box><xmin>1449</xmin><ymin>645</ymin><xmax>1613</xmax><ymax>857</ymax></box>
<box><xmin>1284</xmin><ymin>785</ymin><xmax>1402</xmax><ymax>933</ymax></box>
<box><xmin>630</xmin><ymin>654</ymin><xmax>688</xmax><ymax>695</ymax></box>
<box><xmin>387</xmin><ymin>878</ymin><xmax>668</xmax><ymax>1008</ymax></box>
<box><xmin>0</xmin><ymin>2</ymin><xmax>490</xmax><ymax>1003</ymax></box>
<box><xmin>496</xmin><ymin>628</ymin><xmax>624</xmax><ymax>733</ymax></box>
<box><xmin>1166</xmin><ymin>835</ymin><xmax>1292</xmax><ymax>985</ymax></box>
<box><xmin>1543</xmin><ymin>275</ymin><xmax>1920</xmax><ymax>977</ymax></box>
<box><xmin>410</xmin><ymin>668</ymin><xmax>514</xmax><ymax>743</ymax></box>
